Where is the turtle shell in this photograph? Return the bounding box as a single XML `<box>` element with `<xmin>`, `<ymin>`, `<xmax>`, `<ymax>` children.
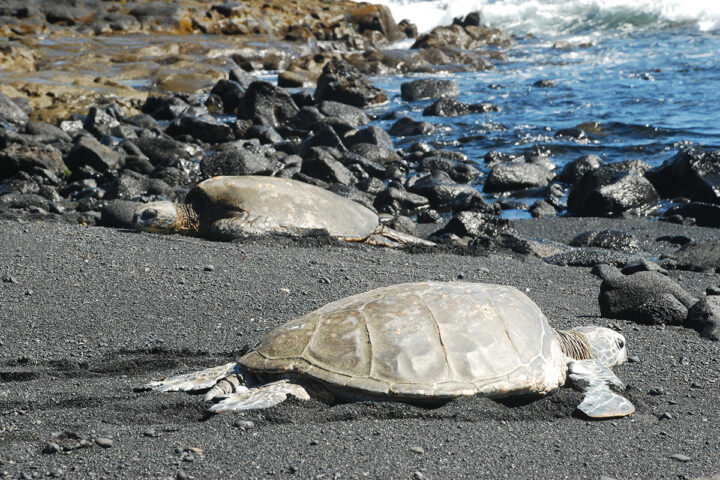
<box><xmin>186</xmin><ymin>176</ymin><xmax>378</xmax><ymax>239</ymax></box>
<box><xmin>240</xmin><ymin>282</ymin><xmax>568</xmax><ymax>399</ymax></box>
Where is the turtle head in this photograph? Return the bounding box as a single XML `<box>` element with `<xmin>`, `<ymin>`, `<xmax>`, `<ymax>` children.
<box><xmin>572</xmin><ymin>326</ymin><xmax>628</xmax><ymax>367</ymax></box>
<box><xmin>133</xmin><ymin>201</ymin><xmax>184</xmax><ymax>234</ymax></box>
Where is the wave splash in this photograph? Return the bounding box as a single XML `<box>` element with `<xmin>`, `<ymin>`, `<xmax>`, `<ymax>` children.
<box><xmin>365</xmin><ymin>0</ymin><xmax>720</xmax><ymax>35</ymax></box>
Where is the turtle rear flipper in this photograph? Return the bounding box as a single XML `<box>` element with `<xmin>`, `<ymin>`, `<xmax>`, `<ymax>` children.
<box><xmin>367</xmin><ymin>226</ymin><xmax>436</xmax><ymax>247</ymax></box>
<box><xmin>137</xmin><ymin>362</ymin><xmax>240</xmax><ymax>393</ymax></box>
<box><xmin>568</xmin><ymin>360</ymin><xmax>635</xmax><ymax>418</ymax></box>
<box><xmin>208</xmin><ymin>380</ymin><xmax>310</xmax><ymax>412</ymax></box>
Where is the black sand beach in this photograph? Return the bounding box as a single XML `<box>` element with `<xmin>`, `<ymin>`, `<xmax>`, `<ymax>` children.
<box><xmin>1</xmin><ymin>217</ymin><xmax>718</xmax><ymax>479</ymax></box>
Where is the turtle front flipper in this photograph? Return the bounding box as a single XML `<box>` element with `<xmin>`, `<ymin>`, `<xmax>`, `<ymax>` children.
<box><xmin>366</xmin><ymin>225</ymin><xmax>436</xmax><ymax>248</ymax></box>
<box><xmin>568</xmin><ymin>360</ymin><xmax>635</xmax><ymax>419</ymax></box>
<box><xmin>137</xmin><ymin>362</ymin><xmax>241</xmax><ymax>393</ymax></box>
<box><xmin>210</xmin><ymin>213</ymin><xmax>323</xmax><ymax>240</ymax></box>
<box><xmin>208</xmin><ymin>380</ymin><xmax>310</xmax><ymax>413</ymax></box>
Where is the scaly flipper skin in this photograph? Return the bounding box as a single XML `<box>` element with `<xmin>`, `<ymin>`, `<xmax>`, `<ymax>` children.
<box><xmin>568</xmin><ymin>360</ymin><xmax>635</xmax><ymax>418</ymax></box>
<box><xmin>208</xmin><ymin>380</ymin><xmax>311</xmax><ymax>413</ymax></box>
<box><xmin>137</xmin><ymin>363</ymin><xmax>240</xmax><ymax>393</ymax></box>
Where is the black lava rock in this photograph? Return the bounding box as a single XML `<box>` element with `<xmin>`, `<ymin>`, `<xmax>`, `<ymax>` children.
<box><xmin>569</xmin><ymin>229</ymin><xmax>640</xmax><ymax>252</ymax></box>
<box><xmin>400</xmin><ymin>78</ymin><xmax>459</xmax><ymax>101</ymax></box>
<box><xmin>599</xmin><ymin>271</ymin><xmax>697</xmax><ymax>325</ymax></box>
<box><xmin>484</xmin><ymin>161</ymin><xmax>553</xmax><ymax>193</ymax></box>
<box><xmin>664</xmin><ymin>202</ymin><xmax>720</xmax><ymax>228</ymax></box>
<box><xmin>166</xmin><ymin>114</ymin><xmax>234</xmax><ymax>144</ymax></box>
<box><xmin>300</xmin><ymin>147</ymin><xmax>356</xmax><ymax>185</ymax></box>
<box><xmin>0</xmin><ymin>91</ymin><xmax>29</xmax><ymax>128</ymax></box>
<box><xmin>65</xmin><ymin>136</ymin><xmax>122</xmax><ymax>174</ymax></box>
<box><xmin>686</xmin><ymin>297</ymin><xmax>720</xmax><ymax>340</ymax></box>
<box><xmin>645</xmin><ymin>149</ymin><xmax>720</xmax><ymax>204</ymax></box>
<box><xmin>422</xmin><ymin>98</ymin><xmax>499</xmax><ymax>117</ymax></box>
<box><xmin>567</xmin><ymin>169</ymin><xmax>659</xmax><ymax>217</ymax></box>
<box><xmin>555</xmin><ymin>154</ymin><xmax>603</xmax><ymax>184</ymax></box>
<box><xmin>239</xmin><ymin>81</ymin><xmax>299</xmax><ymax>127</ymax></box>
<box><xmin>389</xmin><ymin>117</ymin><xmax>435</xmax><ymax>136</ymax></box>
<box><xmin>671</xmin><ymin>241</ymin><xmax>720</xmax><ymax>273</ymax></box>
<box><xmin>314</xmin><ymin>59</ymin><xmax>388</xmax><ymax>108</ymax></box>
<box><xmin>201</xmin><ymin>148</ymin><xmax>279</xmax><ymax>178</ymax></box>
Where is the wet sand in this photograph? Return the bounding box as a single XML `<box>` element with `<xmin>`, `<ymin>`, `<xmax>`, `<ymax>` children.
<box><xmin>1</xmin><ymin>218</ymin><xmax>719</xmax><ymax>479</ymax></box>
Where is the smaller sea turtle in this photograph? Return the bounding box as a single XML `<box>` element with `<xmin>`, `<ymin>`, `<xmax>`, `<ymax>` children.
<box><xmin>138</xmin><ymin>282</ymin><xmax>635</xmax><ymax>419</ymax></box>
<box><xmin>132</xmin><ymin>176</ymin><xmax>434</xmax><ymax>247</ymax></box>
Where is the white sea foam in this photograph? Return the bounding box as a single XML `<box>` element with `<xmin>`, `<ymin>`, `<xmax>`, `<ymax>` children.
<box><xmin>359</xmin><ymin>0</ymin><xmax>720</xmax><ymax>35</ymax></box>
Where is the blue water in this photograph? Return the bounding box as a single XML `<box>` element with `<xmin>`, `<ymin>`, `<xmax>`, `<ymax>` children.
<box><xmin>355</xmin><ymin>1</ymin><xmax>720</xmax><ymax>215</ymax></box>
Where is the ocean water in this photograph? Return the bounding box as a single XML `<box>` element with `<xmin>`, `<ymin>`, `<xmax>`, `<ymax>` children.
<box><xmin>358</xmin><ymin>0</ymin><xmax>720</xmax><ymax>213</ymax></box>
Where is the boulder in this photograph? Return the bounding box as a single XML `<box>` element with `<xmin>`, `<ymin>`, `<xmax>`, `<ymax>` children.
<box><xmin>422</xmin><ymin>98</ymin><xmax>499</xmax><ymax>117</ymax></box>
<box><xmin>400</xmin><ymin>79</ymin><xmax>459</xmax><ymax>101</ymax></box>
<box><xmin>555</xmin><ymin>154</ymin><xmax>603</xmax><ymax>184</ymax></box>
<box><xmin>130</xmin><ymin>137</ymin><xmax>190</xmax><ymax>168</ymax></box>
<box><xmin>686</xmin><ymin>297</ymin><xmax>720</xmax><ymax>340</ymax></box>
<box><xmin>201</xmin><ymin>148</ymin><xmax>279</xmax><ymax>178</ymax></box>
<box><xmin>314</xmin><ymin>59</ymin><xmax>388</xmax><ymax>108</ymax></box>
<box><xmin>300</xmin><ymin>147</ymin><xmax>356</xmax><ymax>185</ymax></box>
<box><xmin>484</xmin><ymin>162</ymin><xmax>553</xmax><ymax>193</ymax></box>
<box><xmin>435</xmin><ymin>211</ymin><xmax>511</xmax><ymax>243</ymax></box>
<box><xmin>373</xmin><ymin>184</ymin><xmax>429</xmax><ymax>215</ymax></box>
<box><xmin>599</xmin><ymin>271</ymin><xmax>697</xmax><ymax>325</ymax></box>
<box><xmin>239</xmin><ymin>81</ymin><xmax>299</xmax><ymax>127</ymax></box>
<box><xmin>344</xmin><ymin>126</ymin><xmax>393</xmax><ymax>150</ymax></box>
<box><xmin>389</xmin><ymin>117</ymin><xmax>435</xmax><ymax>136</ymax></box>
<box><xmin>0</xmin><ymin>91</ymin><xmax>29</xmax><ymax>128</ymax></box>
<box><xmin>104</xmin><ymin>170</ymin><xmax>176</xmax><ymax>201</ymax></box>
<box><xmin>645</xmin><ymin>149</ymin><xmax>720</xmax><ymax>204</ymax></box>
<box><xmin>670</xmin><ymin>241</ymin><xmax>720</xmax><ymax>273</ymax></box>
<box><xmin>318</xmin><ymin>101</ymin><xmax>369</xmax><ymax>127</ymax></box>
<box><xmin>350</xmin><ymin>4</ymin><xmax>405</xmax><ymax>43</ymax></box>
<box><xmin>208</xmin><ymin>79</ymin><xmax>245</xmax><ymax>114</ymax></box>
<box><xmin>65</xmin><ymin>136</ymin><xmax>122</xmax><ymax>174</ymax></box>
<box><xmin>408</xmin><ymin>171</ymin><xmax>487</xmax><ymax>212</ymax></box>
<box><xmin>663</xmin><ymin>202</ymin><xmax>720</xmax><ymax>228</ymax></box>
<box><xmin>100</xmin><ymin>200</ymin><xmax>141</xmax><ymax>228</ymax></box>
<box><xmin>569</xmin><ymin>229</ymin><xmax>640</xmax><ymax>252</ymax></box>
<box><xmin>166</xmin><ymin>114</ymin><xmax>234</xmax><ymax>144</ymax></box>
<box><xmin>567</xmin><ymin>169</ymin><xmax>659</xmax><ymax>217</ymax></box>
<box><xmin>0</xmin><ymin>142</ymin><xmax>67</xmax><ymax>180</ymax></box>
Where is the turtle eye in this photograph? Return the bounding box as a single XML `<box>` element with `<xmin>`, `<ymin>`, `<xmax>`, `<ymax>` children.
<box><xmin>141</xmin><ymin>209</ymin><xmax>158</xmax><ymax>221</ymax></box>
<box><xmin>616</xmin><ymin>338</ymin><xmax>625</xmax><ymax>349</ymax></box>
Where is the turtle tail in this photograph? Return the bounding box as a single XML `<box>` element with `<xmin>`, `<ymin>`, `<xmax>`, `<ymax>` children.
<box><xmin>204</xmin><ymin>372</ymin><xmax>247</xmax><ymax>401</ymax></box>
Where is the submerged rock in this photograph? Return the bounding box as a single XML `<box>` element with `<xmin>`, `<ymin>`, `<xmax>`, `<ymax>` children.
<box><xmin>422</xmin><ymin>98</ymin><xmax>499</xmax><ymax>117</ymax></box>
<box><xmin>400</xmin><ymin>78</ymin><xmax>459</xmax><ymax>101</ymax></box>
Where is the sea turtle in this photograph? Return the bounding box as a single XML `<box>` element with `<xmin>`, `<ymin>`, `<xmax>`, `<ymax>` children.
<box><xmin>132</xmin><ymin>175</ymin><xmax>434</xmax><ymax>247</ymax></box>
<box><xmin>138</xmin><ymin>282</ymin><xmax>635</xmax><ymax>419</ymax></box>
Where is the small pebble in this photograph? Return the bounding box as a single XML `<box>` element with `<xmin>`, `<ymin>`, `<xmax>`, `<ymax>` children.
<box><xmin>706</xmin><ymin>286</ymin><xmax>720</xmax><ymax>296</ymax></box>
<box><xmin>309</xmin><ymin>440</ymin><xmax>318</xmax><ymax>446</ymax></box>
<box><xmin>289</xmin><ymin>466</ymin><xmax>299</xmax><ymax>474</ymax></box>
<box><xmin>648</xmin><ymin>387</ymin><xmax>664</xmax><ymax>396</ymax></box>
<box><xmin>627</xmin><ymin>355</ymin><xmax>640</xmax><ymax>363</ymax></box>
<box><xmin>690</xmin><ymin>382</ymin><xmax>703</xmax><ymax>389</ymax></box>
<box><xmin>670</xmin><ymin>454</ymin><xmax>691</xmax><ymax>463</ymax></box>
<box><xmin>185</xmin><ymin>447</ymin><xmax>203</xmax><ymax>454</ymax></box>
<box><xmin>457</xmin><ymin>272</ymin><xmax>465</xmax><ymax>279</ymax></box>
<box><xmin>1</xmin><ymin>275</ymin><xmax>18</xmax><ymax>284</ymax></box>
<box><xmin>176</xmin><ymin>471</ymin><xmax>188</xmax><ymax>480</ymax></box>
<box><xmin>413</xmin><ymin>472</ymin><xmax>427</xmax><ymax>480</ymax></box>
<box><xmin>410</xmin><ymin>446</ymin><xmax>425</xmax><ymax>454</ymax></box>
<box><xmin>49</xmin><ymin>468</ymin><xmax>64</xmax><ymax>477</ymax></box>
<box><xmin>25</xmin><ymin>290</ymin><xmax>33</xmax><ymax>296</ymax></box>
<box><xmin>319</xmin><ymin>277</ymin><xmax>331</xmax><ymax>284</ymax></box>
<box><xmin>659</xmin><ymin>412</ymin><xmax>672</xmax><ymax>420</ymax></box>
<box><xmin>43</xmin><ymin>442</ymin><xmax>62</xmax><ymax>454</ymax></box>
<box><xmin>204</xmin><ymin>265</ymin><xmax>215</xmax><ymax>272</ymax></box>
<box><xmin>234</xmin><ymin>420</ymin><xmax>255</xmax><ymax>429</ymax></box>
<box><xmin>95</xmin><ymin>437</ymin><xmax>113</xmax><ymax>448</ymax></box>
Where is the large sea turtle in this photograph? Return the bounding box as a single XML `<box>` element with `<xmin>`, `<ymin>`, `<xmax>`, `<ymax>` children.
<box><xmin>138</xmin><ymin>282</ymin><xmax>635</xmax><ymax>419</ymax></box>
<box><xmin>132</xmin><ymin>176</ymin><xmax>434</xmax><ymax>247</ymax></box>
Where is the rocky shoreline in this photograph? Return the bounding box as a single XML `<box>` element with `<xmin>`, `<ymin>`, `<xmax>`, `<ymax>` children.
<box><xmin>1</xmin><ymin>1</ymin><xmax>720</xmax><ymax>478</ymax></box>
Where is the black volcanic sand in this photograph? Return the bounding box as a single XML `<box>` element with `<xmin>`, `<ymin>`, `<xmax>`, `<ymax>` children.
<box><xmin>1</xmin><ymin>217</ymin><xmax>719</xmax><ymax>479</ymax></box>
